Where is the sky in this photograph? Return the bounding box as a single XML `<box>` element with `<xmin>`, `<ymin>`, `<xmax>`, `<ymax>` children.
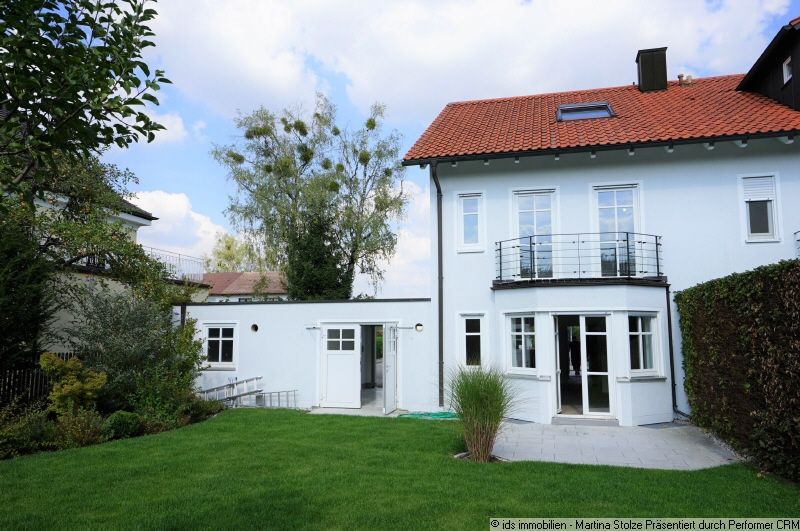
<box><xmin>107</xmin><ymin>0</ymin><xmax>800</xmax><ymax>297</ymax></box>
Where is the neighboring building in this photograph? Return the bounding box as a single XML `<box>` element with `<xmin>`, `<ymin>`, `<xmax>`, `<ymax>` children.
<box><xmin>182</xmin><ymin>19</ymin><xmax>800</xmax><ymax>423</ymax></box>
<box><xmin>202</xmin><ymin>272</ymin><xmax>287</xmax><ymax>302</ymax></box>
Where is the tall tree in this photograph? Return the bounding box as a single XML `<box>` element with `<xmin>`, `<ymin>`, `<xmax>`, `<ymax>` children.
<box><xmin>204</xmin><ymin>233</ymin><xmax>267</xmax><ymax>273</ymax></box>
<box><xmin>0</xmin><ymin>0</ymin><xmax>169</xmax><ymax>197</ymax></box>
<box><xmin>213</xmin><ymin>94</ymin><xmax>406</xmax><ymax>298</ymax></box>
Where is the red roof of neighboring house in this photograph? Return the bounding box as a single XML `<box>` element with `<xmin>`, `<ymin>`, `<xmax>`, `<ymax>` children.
<box><xmin>403</xmin><ymin>74</ymin><xmax>800</xmax><ymax>163</ymax></box>
<box><xmin>202</xmin><ymin>272</ymin><xmax>285</xmax><ymax>296</ymax></box>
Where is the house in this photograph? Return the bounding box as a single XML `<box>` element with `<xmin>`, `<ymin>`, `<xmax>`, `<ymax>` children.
<box><xmin>180</xmin><ymin>19</ymin><xmax>800</xmax><ymax>424</ymax></box>
<box><xmin>202</xmin><ymin>272</ymin><xmax>287</xmax><ymax>302</ymax></box>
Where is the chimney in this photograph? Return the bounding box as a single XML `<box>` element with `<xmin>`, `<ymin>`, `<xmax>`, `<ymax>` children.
<box><xmin>636</xmin><ymin>47</ymin><xmax>668</xmax><ymax>92</ymax></box>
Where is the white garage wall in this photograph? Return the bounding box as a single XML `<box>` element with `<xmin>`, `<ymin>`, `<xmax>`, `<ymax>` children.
<box><xmin>181</xmin><ymin>299</ymin><xmax>436</xmax><ymax>412</ymax></box>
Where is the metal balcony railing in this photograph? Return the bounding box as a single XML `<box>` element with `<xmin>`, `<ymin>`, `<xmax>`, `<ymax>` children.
<box><xmin>495</xmin><ymin>232</ymin><xmax>664</xmax><ymax>283</ymax></box>
<box><xmin>75</xmin><ymin>246</ymin><xmax>204</xmax><ymax>283</ymax></box>
<box><xmin>142</xmin><ymin>246</ymin><xmax>204</xmax><ymax>283</ymax></box>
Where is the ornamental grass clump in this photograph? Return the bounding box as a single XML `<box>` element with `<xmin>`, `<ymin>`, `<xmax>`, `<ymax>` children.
<box><xmin>449</xmin><ymin>367</ymin><xmax>514</xmax><ymax>462</ymax></box>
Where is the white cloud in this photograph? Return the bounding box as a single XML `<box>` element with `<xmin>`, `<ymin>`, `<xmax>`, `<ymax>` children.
<box><xmin>131</xmin><ymin>190</ymin><xmax>227</xmax><ymax>258</ymax></box>
<box><xmin>354</xmin><ymin>180</ymin><xmax>431</xmax><ymax>297</ymax></box>
<box><xmin>148</xmin><ymin>111</ymin><xmax>188</xmax><ymax>143</ymax></box>
<box><xmin>148</xmin><ymin>0</ymin><xmax>789</xmax><ymax>122</ymax></box>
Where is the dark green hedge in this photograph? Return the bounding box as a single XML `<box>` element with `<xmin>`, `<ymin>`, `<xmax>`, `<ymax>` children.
<box><xmin>675</xmin><ymin>260</ymin><xmax>800</xmax><ymax>481</ymax></box>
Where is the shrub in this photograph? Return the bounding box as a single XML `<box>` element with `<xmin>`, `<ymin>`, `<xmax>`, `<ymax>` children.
<box><xmin>675</xmin><ymin>259</ymin><xmax>800</xmax><ymax>481</ymax></box>
<box><xmin>102</xmin><ymin>411</ymin><xmax>143</xmax><ymax>440</ymax></box>
<box><xmin>448</xmin><ymin>367</ymin><xmax>515</xmax><ymax>462</ymax></box>
<box><xmin>66</xmin><ymin>290</ymin><xmax>204</xmax><ymax>416</ymax></box>
<box><xmin>0</xmin><ymin>401</ymin><xmax>56</xmax><ymax>459</ymax></box>
<box><xmin>55</xmin><ymin>408</ymin><xmax>105</xmax><ymax>449</ymax></box>
<box><xmin>39</xmin><ymin>353</ymin><xmax>107</xmax><ymax>415</ymax></box>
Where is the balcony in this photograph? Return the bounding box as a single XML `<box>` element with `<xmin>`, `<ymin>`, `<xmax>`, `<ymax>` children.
<box><xmin>494</xmin><ymin>232</ymin><xmax>664</xmax><ymax>287</ymax></box>
<box><xmin>143</xmin><ymin>246</ymin><xmax>204</xmax><ymax>283</ymax></box>
<box><xmin>76</xmin><ymin>246</ymin><xmax>205</xmax><ymax>283</ymax></box>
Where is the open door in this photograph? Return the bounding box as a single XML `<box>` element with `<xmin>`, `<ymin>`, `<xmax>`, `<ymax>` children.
<box><xmin>383</xmin><ymin>324</ymin><xmax>398</xmax><ymax>415</ymax></box>
<box><xmin>320</xmin><ymin>325</ymin><xmax>361</xmax><ymax>408</ymax></box>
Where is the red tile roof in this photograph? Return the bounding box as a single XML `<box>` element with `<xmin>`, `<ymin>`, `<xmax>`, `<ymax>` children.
<box><xmin>202</xmin><ymin>271</ymin><xmax>286</xmax><ymax>296</ymax></box>
<box><xmin>404</xmin><ymin>75</ymin><xmax>800</xmax><ymax>163</ymax></box>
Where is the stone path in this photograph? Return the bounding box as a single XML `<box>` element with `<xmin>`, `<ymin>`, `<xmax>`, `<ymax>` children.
<box><xmin>493</xmin><ymin>421</ymin><xmax>739</xmax><ymax>470</ymax></box>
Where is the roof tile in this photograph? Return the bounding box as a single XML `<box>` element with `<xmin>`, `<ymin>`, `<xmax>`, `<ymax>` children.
<box><xmin>405</xmin><ymin>75</ymin><xmax>800</xmax><ymax>162</ymax></box>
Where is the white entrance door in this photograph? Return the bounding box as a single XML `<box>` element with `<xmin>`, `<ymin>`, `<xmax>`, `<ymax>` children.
<box><xmin>383</xmin><ymin>324</ymin><xmax>398</xmax><ymax>415</ymax></box>
<box><xmin>320</xmin><ymin>325</ymin><xmax>361</xmax><ymax>408</ymax></box>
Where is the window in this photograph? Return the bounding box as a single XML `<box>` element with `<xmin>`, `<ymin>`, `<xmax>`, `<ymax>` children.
<box><xmin>628</xmin><ymin>316</ymin><xmax>655</xmax><ymax>372</ymax></box>
<box><xmin>206</xmin><ymin>326</ymin><xmax>235</xmax><ymax>365</ymax></box>
<box><xmin>326</xmin><ymin>328</ymin><xmax>355</xmax><ymax>351</ymax></box>
<box><xmin>510</xmin><ymin>316</ymin><xmax>535</xmax><ymax>369</ymax></box>
<box><xmin>462</xmin><ymin>316</ymin><xmax>483</xmax><ymax>366</ymax></box>
<box><xmin>783</xmin><ymin>56</ymin><xmax>793</xmax><ymax>84</ymax></box>
<box><xmin>742</xmin><ymin>176</ymin><xmax>778</xmax><ymax>241</ymax></box>
<box><xmin>457</xmin><ymin>193</ymin><xmax>483</xmax><ymax>251</ymax></box>
<box><xmin>515</xmin><ymin>191</ymin><xmax>554</xmax><ymax>278</ymax></box>
<box><xmin>596</xmin><ymin>186</ymin><xmax>638</xmax><ymax>276</ymax></box>
<box><xmin>557</xmin><ymin>101</ymin><xmax>614</xmax><ymax>121</ymax></box>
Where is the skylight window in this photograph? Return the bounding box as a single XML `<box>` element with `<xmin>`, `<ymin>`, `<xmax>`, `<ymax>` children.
<box><xmin>557</xmin><ymin>101</ymin><xmax>614</xmax><ymax>121</ymax></box>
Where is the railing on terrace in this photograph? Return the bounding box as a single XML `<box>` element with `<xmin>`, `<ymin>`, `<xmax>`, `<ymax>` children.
<box><xmin>142</xmin><ymin>246</ymin><xmax>204</xmax><ymax>283</ymax></box>
<box><xmin>495</xmin><ymin>232</ymin><xmax>664</xmax><ymax>283</ymax></box>
<box><xmin>75</xmin><ymin>246</ymin><xmax>204</xmax><ymax>283</ymax></box>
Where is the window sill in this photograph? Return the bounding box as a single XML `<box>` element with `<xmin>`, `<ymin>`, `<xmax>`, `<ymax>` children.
<box><xmin>456</xmin><ymin>247</ymin><xmax>485</xmax><ymax>254</ymax></box>
<box><xmin>745</xmin><ymin>238</ymin><xmax>781</xmax><ymax>244</ymax></box>
<box><xmin>504</xmin><ymin>371</ymin><xmax>549</xmax><ymax>381</ymax></box>
<box><xmin>204</xmin><ymin>365</ymin><xmax>237</xmax><ymax>372</ymax></box>
<box><xmin>617</xmin><ymin>375</ymin><xmax>666</xmax><ymax>382</ymax></box>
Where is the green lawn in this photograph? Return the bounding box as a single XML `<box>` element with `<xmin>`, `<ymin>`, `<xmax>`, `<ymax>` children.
<box><xmin>0</xmin><ymin>409</ymin><xmax>797</xmax><ymax>529</ymax></box>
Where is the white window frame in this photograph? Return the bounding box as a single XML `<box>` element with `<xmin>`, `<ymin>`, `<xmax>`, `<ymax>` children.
<box><xmin>783</xmin><ymin>56</ymin><xmax>793</xmax><ymax>84</ymax></box>
<box><xmin>459</xmin><ymin>313</ymin><xmax>485</xmax><ymax>367</ymax></box>
<box><xmin>511</xmin><ymin>189</ymin><xmax>557</xmax><ymax>279</ymax></box>
<box><xmin>203</xmin><ymin>322</ymin><xmax>238</xmax><ymax>370</ymax></box>
<box><xmin>738</xmin><ymin>174</ymin><xmax>782</xmax><ymax>243</ymax></box>
<box><xmin>627</xmin><ymin>314</ymin><xmax>659</xmax><ymax>376</ymax></box>
<box><xmin>455</xmin><ymin>192</ymin><xmax>485</xmax><ymax>253</ymax></box>
<box><xmin>506</xmin><ymin>314</ymin><xmax>537</xmax><ymax>374</ymax></box>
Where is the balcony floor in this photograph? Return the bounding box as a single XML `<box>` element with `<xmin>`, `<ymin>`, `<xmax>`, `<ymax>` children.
<box><xmin>492</xmin><ymin>276</ymin><xmax>668</xmax><ymax>290</ymax></box>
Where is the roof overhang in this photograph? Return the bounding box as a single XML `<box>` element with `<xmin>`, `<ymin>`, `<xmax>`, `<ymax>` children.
<box><xmin>401</xmin><ymin>129</ymin><xmax>800</xmax><ymax>167</ymax></box>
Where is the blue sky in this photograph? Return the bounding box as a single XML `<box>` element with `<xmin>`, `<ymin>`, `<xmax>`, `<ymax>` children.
<box><xmin>105</xmin><ymin>0</ymin><xmax>799</xmax><ymax>297</ymax></box>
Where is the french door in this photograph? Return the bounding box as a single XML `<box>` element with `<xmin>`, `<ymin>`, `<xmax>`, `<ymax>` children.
<box><xmin>554</xmin><ymin>314</ymin><xmax>613</xmax><ymax>417</ymax></box>
<box><xmin>514</xmin><ymin>191</ymin><xmax>554</xmax><ymax>279</ymax></box>
<box><xmin>597</xmin><ymin>187</ymin><xmax>638</xmax><ymax>277</ymax></box>
<box><xmin>580</xmin><ymin>315</ymin><xmax>612</xmax><ymax>415</ymax></box>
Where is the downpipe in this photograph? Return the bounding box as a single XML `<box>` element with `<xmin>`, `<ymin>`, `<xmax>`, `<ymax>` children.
<box><xmin>665</xmin><ymin>284</ymin><xmax>690</xmax><ymax>419</ymax></box>
<box><xmin>431</xmin><ymin>163</ymin><xmax>445</xmax><ymax>408</ymax></box>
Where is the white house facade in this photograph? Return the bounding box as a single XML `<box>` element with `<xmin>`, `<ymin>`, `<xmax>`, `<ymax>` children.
<box><xmin>180</xmin><ymin>20</ymin><xmax>800</xmax><ymax>425</ymax></box>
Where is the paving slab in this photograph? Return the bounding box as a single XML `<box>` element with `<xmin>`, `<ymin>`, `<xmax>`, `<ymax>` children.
<box><xmin>493</xmin><ymin>421</ymin><xmax>739</xmax><ymax>470</ymax></box>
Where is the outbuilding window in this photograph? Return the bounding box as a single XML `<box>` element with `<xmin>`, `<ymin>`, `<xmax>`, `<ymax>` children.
<box><xmin>206</xmin><ymin>325</ymin><xmax>236</xmax><ymax>366</ymax></box>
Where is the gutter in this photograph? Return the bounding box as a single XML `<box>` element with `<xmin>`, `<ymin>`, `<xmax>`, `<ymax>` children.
<box><xmin>430</xmin><ymin>162</ymin><xmax>445</xmax><ymax>408</ymax></box>
<box><xmin>665</xmin><ymin>284</ymin><xmax>690</xmax><ymax>419</ymax></box>
<box><xmin>401</xmin><ymin>130</ymin><xmax>799</xmax><ymax>167</ymax></box>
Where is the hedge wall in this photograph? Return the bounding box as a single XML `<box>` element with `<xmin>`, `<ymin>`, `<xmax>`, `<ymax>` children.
<box><xmin>675</xmin><ymin>259</ymin><xmax>800</xmax><ymax>480</ymax></box>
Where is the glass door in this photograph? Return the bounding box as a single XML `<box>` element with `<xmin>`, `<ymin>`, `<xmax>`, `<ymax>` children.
<box><xmin>580</xmin><ymin>316</ymin><xmax>611</xmax><ymax>414</ymax></box>
<box><xmin>515</xmin><ymin>192</ymin><xmax>554</xmax><ymax>279</ymax></box>
<box><xmin>597</xmin><ymin>188</ymin><xmax>637</xmax><ymax>277</ymax></box>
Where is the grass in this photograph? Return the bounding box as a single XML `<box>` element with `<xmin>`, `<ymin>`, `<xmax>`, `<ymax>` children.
<box><xmin>0</xmin><ymin>409</ymin><xmax>798</xmax><ymax>529</ymax></box>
